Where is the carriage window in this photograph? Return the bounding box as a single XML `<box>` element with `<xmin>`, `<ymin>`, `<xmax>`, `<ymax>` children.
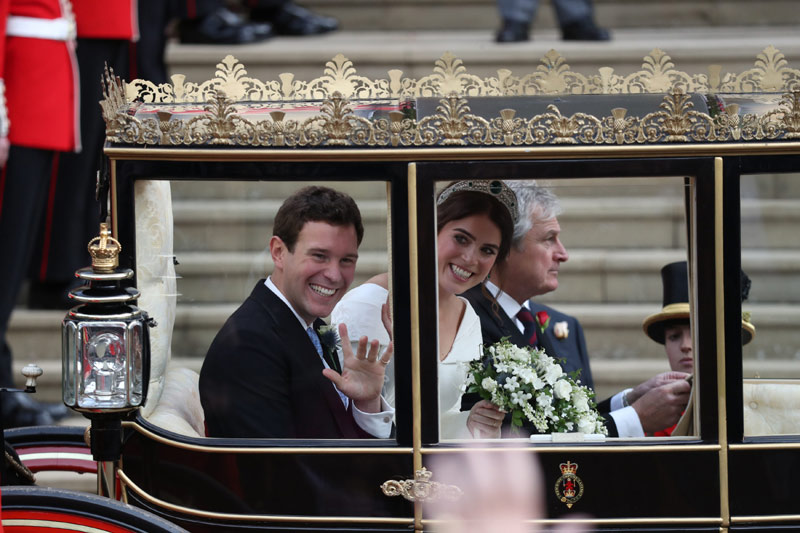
<box><xmin>437</xmin><ymin>176</ymin><xmax>698</xmax><ymax>441</ymax></box>
<box><xmin>741</xmin><ymin>172</ymin><xmax>800</xmax><ymax>436</ymax></box>
<box><xmin>134</xmin><ymin>180</ymin><xmax>395</xmax><ymax>440</ymax></box>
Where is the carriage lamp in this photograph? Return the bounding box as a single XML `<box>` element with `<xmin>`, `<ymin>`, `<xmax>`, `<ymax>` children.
<box><xmin>62</xmin><ymin>223</ymin><xmax>152</xmax><ymax>414</ymax></box>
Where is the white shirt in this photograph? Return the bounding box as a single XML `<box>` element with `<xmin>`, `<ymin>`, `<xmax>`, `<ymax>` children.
<box><xmin>483</xmin><ymin>281</ymin><xmax>644</xmax><ymax>438</ymax></box>
<box><xmin>264</xmin><ymin>278</ymin><xmax>394</xmax><ymax>438</ymax></box>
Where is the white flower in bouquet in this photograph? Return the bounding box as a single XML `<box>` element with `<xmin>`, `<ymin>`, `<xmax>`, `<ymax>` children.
<box><xmin>572</xmin><ymin>389</ymin><xmax>589</xmax><ymax>412</ymax></box>
<box><xmin>536</xmin><ymin>392</ymin><xmax>551</xmax><ymax>408</ymax></box>
<box><xmin>465</xmin><ymin>339</ymin><xmax>607</xmax><ymax>435</ymax></box>
<box><xmin>543</xmin><ymin>362</ymin><xmax>563</xmax><ymax>385</ymax></box>
<box><xmin>503</xmin><ymin>376</ymin><xmax>520</xmax><ymax>392</ymax></box>
<box><xmin>553</xmin><ymin>379</ymin><xmax>572</xmax><ymax>401</ymax></box>
<box><xmin>515</xmin><ymin>366</ymin><xmax>536</xmax><ymax>385</ymax></box>
<box><xmin>530</xmin><ymin>374</ymin><xmax>545</xmax><ymax>391</ymax></box>
<box><xmin>577</xmin><ymin>416</ymin><xmax>597</xmax><ymax>434</ymax></box>
<box><xmin>481</xmin><ymin>377</ymin><xmax>497</xmax><ymax>393</ymax></box>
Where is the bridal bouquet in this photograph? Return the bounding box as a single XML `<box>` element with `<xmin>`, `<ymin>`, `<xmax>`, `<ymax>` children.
<box><xmin>464</xmin><ymin>339</ymin><xmax>607</xmax><ymax>435</ymax></box>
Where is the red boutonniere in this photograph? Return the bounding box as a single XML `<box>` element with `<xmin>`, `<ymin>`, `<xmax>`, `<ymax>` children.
<box><xmin>535</xmin><ymin>311</ymin><xmax>550</xmax><ymax>333</ymax></box>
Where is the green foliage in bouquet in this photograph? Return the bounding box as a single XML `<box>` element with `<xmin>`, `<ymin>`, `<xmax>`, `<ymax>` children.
<box><xmin>465</xmin><ymin>339</ymin><xmax>607</xmax><ymax>435</ymax></box>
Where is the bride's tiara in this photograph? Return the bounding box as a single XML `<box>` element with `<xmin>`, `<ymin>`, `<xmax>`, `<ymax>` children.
<box><xmin>436</xmin><ymin>180</ymin><xmax>518</xmax><ymax>222</ymax></box>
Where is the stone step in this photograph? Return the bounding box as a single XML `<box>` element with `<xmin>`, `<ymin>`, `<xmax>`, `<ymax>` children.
<box><xmin>164</xmin><ymin>26</ymin><xmax>800</xmax><ymax>89</ymax></box>
<box><xmin>173</xmin><ymin>250</ymin><xmax>389</xmax><ymax>303</ymax></box>
<box><xmin>170</xmin><ymin>180</ymin><xmax>390</xmax><ymax>201</ymax></box>
<box><xmin>173</xmin><ymin>199</ymin><xmax>391</xmax><ymax>252</ymax></box>
<box><xmin>169</xmin><ymin>196</ymin><xmax>800</xmax><ymax>253</ymax></box>
<box><xmin>296</xmin><ymin>0</ymin><xmax>800</xmax><ymax>32</ymax></box>
<box><xmin>168</xmin><ymin>176</ymin><xmax>800</xmax><ymax>203</ymax></box>
<box><xmin>167</xmin><ymin>247</ymin><xmax>800</xmax><ymax>304</ymax></box>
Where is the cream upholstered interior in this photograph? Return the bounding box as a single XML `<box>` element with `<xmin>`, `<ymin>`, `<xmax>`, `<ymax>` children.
<box><xmin>133</xmin><ymin>180</ymin><xmax>206</xmax><ymax>437</ymax></box>
<box><xmin>134</xmin><ymin>179</ymin><xmax>177</xmax><ymax>418</ymax></box>
<box><xmin>743</xmin><ymin>379</ymin><xmax>800</xmax><ymax>436</ymax></box>
<box><xmin>146</xmin><ymin>366</ymin><xmax>205</xmax><ymax>438</ymax></box>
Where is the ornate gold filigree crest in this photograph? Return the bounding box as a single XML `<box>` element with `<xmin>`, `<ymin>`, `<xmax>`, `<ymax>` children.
<box><xmin>101</xmin><ymin>47</ymin><xmax>800</xmax><ymax>148</ymax></box>
<box><xmin>381</xmin><ymin>467</ymin><xmax>462</xmax><ymax>503</ymax></box>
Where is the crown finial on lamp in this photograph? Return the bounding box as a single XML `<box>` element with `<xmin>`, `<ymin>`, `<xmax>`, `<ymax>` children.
<box><xmin>88</xmin><ymin>223</ymin><xmax>121</xmax><ymax>273</ymax></box>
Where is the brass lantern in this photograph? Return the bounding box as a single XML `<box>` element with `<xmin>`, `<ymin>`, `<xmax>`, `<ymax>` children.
<box><xmin>62</xmin><ymin>223</ymin><xmax>151</xmax><ymax>414</ymax></box>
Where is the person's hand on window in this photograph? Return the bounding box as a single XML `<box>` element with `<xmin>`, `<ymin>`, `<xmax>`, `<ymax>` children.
<box><xmin>632</xmin><ymin>378</ymin><xmax>692</xmax><ymax>434</ymax></box>
<box><xmin>626</xmin><ymin>371</ymin><xmax>690</xmax><ymax>405</ymax></box>
<box><xmin>324</xmin><ymin>323</ymin><xmax>393</xmax><ymax>413</ymax></box>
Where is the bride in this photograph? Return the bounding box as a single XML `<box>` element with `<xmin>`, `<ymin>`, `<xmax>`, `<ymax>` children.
<box><xmin>332</xmin><ymin>180</ymin><xmax>516</xmax><ymax>439</ymax></box>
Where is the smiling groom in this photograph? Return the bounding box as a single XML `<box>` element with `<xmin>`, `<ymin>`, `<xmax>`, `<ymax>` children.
<box><xmin>200</xmin><ymin>186</ymin><xmax>394</xmax><ymax>439</ymax></box>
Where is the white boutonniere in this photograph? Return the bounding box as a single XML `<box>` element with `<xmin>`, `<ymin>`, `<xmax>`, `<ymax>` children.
<box><xmin>553</xmin><ymin>321</ymin><xmax>569</xmax><ymax>340</ymax></box>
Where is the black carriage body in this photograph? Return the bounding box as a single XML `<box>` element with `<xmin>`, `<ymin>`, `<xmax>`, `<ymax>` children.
<box><xmin>100</xmin><ymin>148</ymin><xmax>800</xmax><ymax>532</ymax></box>
<box><xmin>22</xmin><ymin>49</ymin><xmax>800</xmax><ymax>532</ymax></box>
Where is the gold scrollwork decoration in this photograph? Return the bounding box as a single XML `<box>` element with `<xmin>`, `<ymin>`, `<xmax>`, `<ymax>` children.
<box><xmin>722</xmin><ymin>45</ymin><xmax>800</xmax><ymax>93</ymax></box>
<box><xmin>777</xmin><ymin>87</ymin><xmax>800</xmax><ymax>139</ymax></box>
<box><xmin>381</xmin><ymin>468</ymin><xmax>463</xmax><ymax>503</ymax></box>
<box><xmin>111</xmin><ymin>47</ymin><xmax>800</xmax><ymax>103</ymax></box>
<box><xmin>639</xmin><ymin>88</ymin><xmax>714</xmax><ymax>143</ymax></box>
<box><xmin>100</xmin><ymin>47</ymin><xmax>800</xmax><ymax>148</ymax></box>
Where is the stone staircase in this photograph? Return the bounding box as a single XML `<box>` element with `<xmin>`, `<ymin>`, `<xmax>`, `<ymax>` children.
<box><xmin>7</xmin><ymin>3</ymin><xmax>800</xmax><ymax>407</ymax></box>
<box><xmin>297</xmin><ymin>0</ymin><xmax>800</xmax><ymax>31</ymax></box>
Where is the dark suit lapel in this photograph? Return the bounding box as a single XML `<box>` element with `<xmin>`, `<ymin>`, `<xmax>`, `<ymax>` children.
<box><xmin>537</xmin><ymin>325</ymin><xmax>558</xmax><ymax>359</ymax></box>
<box><xmin>255</xmin><ymin>285</ymin><xmax>360</xmax><ymax>438</ymax></box>
<box><xmin>311</xmin><ymin>318</ymin><xmax>362</xmax><ymax>438</ymax></box>
<box><xmin>500</xmin><ymin>307</ymin><xmax>529</xmax><ymax>347</ymax></box>
<box><xmin>464</xmin><ymin>285</ymin><xmax>528</xmax><ymax>347</ymax></box>
<box><xmin>528</xmin><ymin>301</ymin><xmax>560</xmax><ymax>360</ymax></box>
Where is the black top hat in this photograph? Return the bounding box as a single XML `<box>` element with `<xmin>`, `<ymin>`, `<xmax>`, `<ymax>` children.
<box><xmin>642</xmin><ymin>261</ymin><xmax>755</xmax><ymax>345</ymax></box>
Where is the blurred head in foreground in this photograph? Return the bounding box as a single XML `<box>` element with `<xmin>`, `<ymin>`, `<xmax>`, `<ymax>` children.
<box><xmin>427</xmin><ymin>448</ymin><xmax>591</xmax><ymax>533</ymax></box>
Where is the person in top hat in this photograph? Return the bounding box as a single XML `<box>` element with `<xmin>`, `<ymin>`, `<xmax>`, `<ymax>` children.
<box><xmin>642</xmin><ymin>261</ymin><xmax>756</xmax><ymax>435</ymax></box>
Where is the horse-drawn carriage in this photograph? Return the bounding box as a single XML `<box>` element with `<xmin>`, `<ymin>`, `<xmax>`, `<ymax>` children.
<box><xmin>4</xmin><ymin>46</ymin><xmax>800</xmax><ymax>532</ymax></box>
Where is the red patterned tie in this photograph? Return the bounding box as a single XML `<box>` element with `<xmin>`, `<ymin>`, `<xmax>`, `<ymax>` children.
<box><xmin>516</xmin><ymin>308</ymin><xmax>538</xmax><ymax>346</ymax></box>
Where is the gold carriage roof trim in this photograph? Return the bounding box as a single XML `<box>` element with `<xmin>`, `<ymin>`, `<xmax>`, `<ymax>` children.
<box><xmin>121</xmin><ymin>47</ymin><xmax>800</xmax><ymax>102</ymax></box>
<box><xmin>101</xmin><ymin>47</ymin><xmax>800</xmax><ymax>148</ymax></box>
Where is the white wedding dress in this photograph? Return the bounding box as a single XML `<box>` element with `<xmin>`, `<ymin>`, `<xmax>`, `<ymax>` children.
<box><xmin>331</xmin><ymin>283</ymin><xmax>483</xmax><ymax>439</ymax></box>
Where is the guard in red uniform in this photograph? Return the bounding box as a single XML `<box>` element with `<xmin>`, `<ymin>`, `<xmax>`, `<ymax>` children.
<box><xmin>0</xmin><ymin>0</ymin><xmax>101</xmax><ymax>427</ymax></box>
<box><xmin>27</xmin><ymin>0</ymin><xmax>137</xmax><ymax>310</ymax></box>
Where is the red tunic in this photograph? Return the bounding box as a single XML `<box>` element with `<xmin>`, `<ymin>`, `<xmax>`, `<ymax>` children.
<box><xmin>3</xmin><ymin>0</ymin><xmax>79</xmax><ymax>151</ymax></box>
<box><xmin>0</xmin><ymin>0</ymin><xmax>8</xmax><ymax>140</ymax></box>
<box><xmin>71</xmin><ymin>0</ymin><xmax>137</xmax><ymax>40</ymax></box>
<box><xmin>653</xmin><ymin>422</ymin><xmax>677</xmax><ymax>437</ymax></box>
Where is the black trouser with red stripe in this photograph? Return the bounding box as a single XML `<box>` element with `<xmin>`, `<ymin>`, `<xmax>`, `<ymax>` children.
<box><xmin>27</xmin><ymin>39</ymin><xmax>130</xmax><ymax>294</ymax></box>
<box><xmin>0</xmin><ymin>146</ymin><xmax>57</xmax><ymax>387</ymax></box>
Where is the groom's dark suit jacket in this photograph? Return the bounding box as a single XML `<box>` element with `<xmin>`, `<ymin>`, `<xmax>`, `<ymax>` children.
<box><xmin>199</xmin><ymin>280</ymin><xmax>371</xmax><ymax>439</ymax></box>
<box><xmin>462</xmin><ymin>285</ymin><xmax>618</xmax><ymax>436</ymax></box>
